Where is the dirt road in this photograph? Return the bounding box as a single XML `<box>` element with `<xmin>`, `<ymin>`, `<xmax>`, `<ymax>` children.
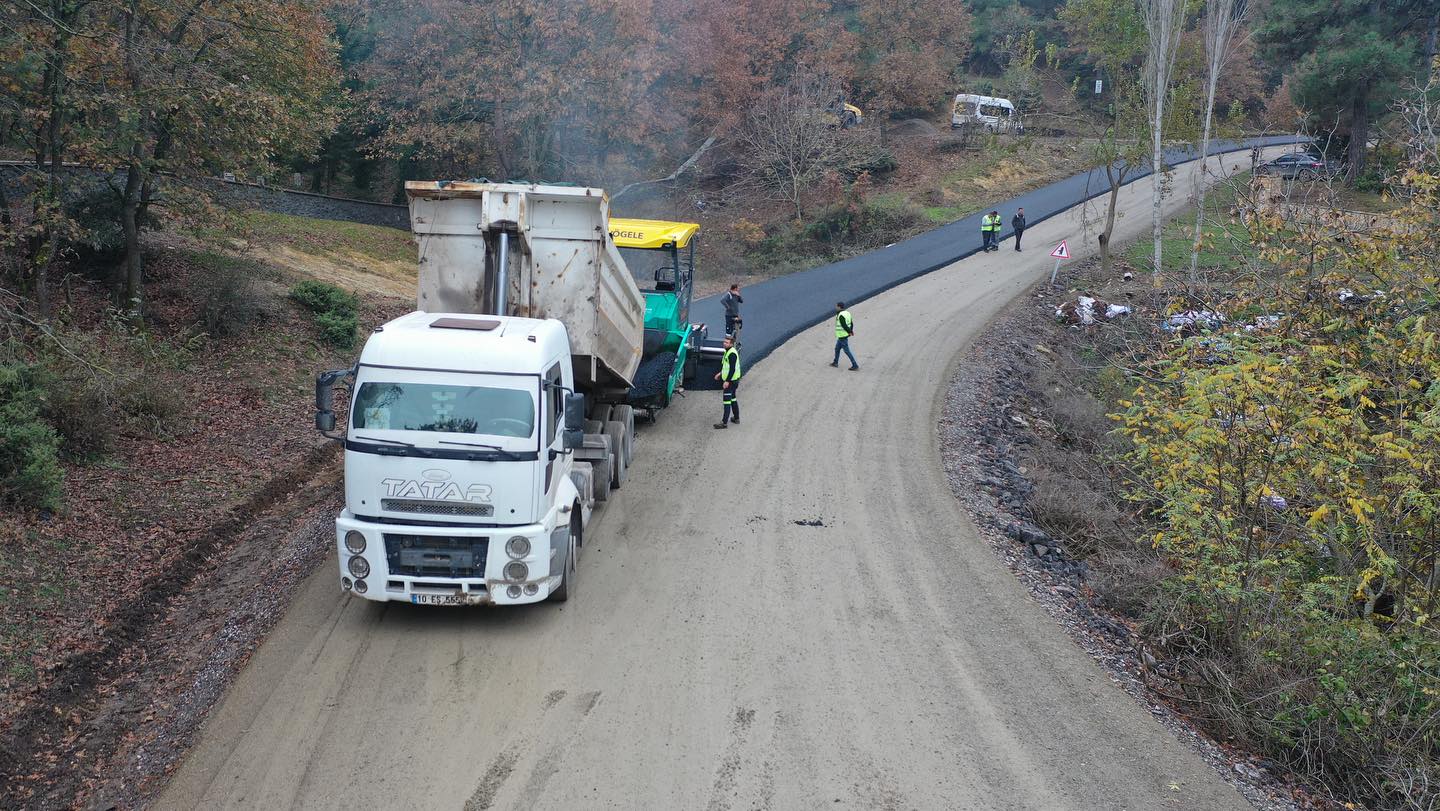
<box><xmin>158</xmin><ymin>152</ymin><xmax>1282</xmax><ymax>810</ymax></box>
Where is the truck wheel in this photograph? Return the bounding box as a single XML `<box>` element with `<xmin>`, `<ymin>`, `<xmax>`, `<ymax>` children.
<box><xmin>550</xmin><ymin>516</ymin><xmax>579</xmax><ymax>603</ymax></box>
<box><xmin>610</xmin><ymin>405</ymin><xmax>636</xmax><ymax>465</ymax></box>
<box><xmin>591</xmin><ymin>451</ymin><xmax>612</xmax><ymax>502</ymax></box>
<box><xmin>603</xmin><ymin>421</ymin><xmax>627</xmax><ymax>488</ymax></box>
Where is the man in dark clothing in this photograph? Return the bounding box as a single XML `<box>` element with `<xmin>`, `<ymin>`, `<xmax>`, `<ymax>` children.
<box><xmin>1012</xmin><ymin>208</ymin><xmax>1026</xmax><ymax>251</ymax></box>
<box><xmin>713</xmin><ymin>335</ymin><xmax>741</xmax><ymax>429</ymax></box>
<box><xmin>721</xmin><ymin>284</ymin><xmax>743</xmax><ymax>340</ymax></box>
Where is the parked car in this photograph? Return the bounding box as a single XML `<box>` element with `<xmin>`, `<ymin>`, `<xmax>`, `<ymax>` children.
<box><xmin>951</xmin><ymin>93</ymin><xmax>1023</xmax><ymax>134</ymax></box>
<box><xmin>1255</xmin><ymin>152</ymin><xmax>1337</xmax><ymax>180</ymax></box>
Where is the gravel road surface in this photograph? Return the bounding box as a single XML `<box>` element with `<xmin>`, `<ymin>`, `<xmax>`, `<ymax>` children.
<box><xmin>156</xmin><ymin>149</ymin><xmax>1288</xmax><ymax>810</ymax></box>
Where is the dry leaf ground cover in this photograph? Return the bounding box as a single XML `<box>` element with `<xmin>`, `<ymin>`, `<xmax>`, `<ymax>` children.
<box><xmin>0</xmin><ymin>216</ymin><xmax>410</xmax><ymax>805</ymax></box>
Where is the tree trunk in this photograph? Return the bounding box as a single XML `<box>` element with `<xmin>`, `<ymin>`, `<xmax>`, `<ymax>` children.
<box><xmin>1100</xmin><ymin>165</ymin><xmax>1122</xmax><ymax>274</ymax></box>
<box><xmin>1346</xmin><ymin>81</ymin><xmax>1371</xmax><ymax>184</ymax></box>
<box><xmin>120</xmin><ymin>158</ymin><xmax>145</xmax><ymax>320</ymax></box>
<box><xmin>1427</xmin><ymin>10</ymin><xmax>1438</xmax><ymax>81</ymax></box>
<box><xmin>30</xmin><ymin>0</ymin><xmax>80</xmax><ymax>319</ymax></box>
<box><xmin>1189</xmin><ymin>65</ymin><xmax>1222</xmax><ymax>285</ymax></box>
<box><xmin>1151</xmin><ymin>103</ymin><xmax>1165</xmax><ymax>286</ymax></box>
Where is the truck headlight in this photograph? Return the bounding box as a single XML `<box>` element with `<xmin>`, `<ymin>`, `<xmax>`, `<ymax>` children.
<box><xmin>506</xmin><ymin>536</ymin><xmax>531</xmax><ymax>559</ymax></box>
<box><xmin>504</xmin><ymin>561</ymin><xmax>528</xmax><ymax>581</ymax></box>
<box><xmin>348</xmin><ymin>555</ymin><xmax>370</xmax><ymax>579</ymax></box>
<box><xmin>345</xmin><ymin>530</ymin><xmax>367</xmax><ymax>554</ymax></box>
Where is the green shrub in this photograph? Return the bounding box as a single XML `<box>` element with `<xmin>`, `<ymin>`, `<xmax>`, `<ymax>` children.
<box><xmin>856</xmin><ymin>149</ymin><xmax>899</xmax><ymax>175</ymax></box>
<box><xmin>192</xmin><ymin>251</ymin><xmax>268</xmax><ymax>339</ymax></box>
<box><xmin>0</xmin><ymin>364</ymin><xmax>64</xmax><ymax>511</ymax></box>
<box><xmin>289</xmin><ymin>280</ymin><xmax>359</xmax><ymax>349</ymax></box>
<box><xmin>289</xmin><ymin>280</ymin><xmax>358</xmax><ymax>315</ymax></box>
<box><xmin>316</xmin><ymin>310</ymin><xmax>360</xmax><ymax>349</ymax></box>
<box><xmin>805</xmin><ymin>194</ymin><xmax>928</xmax><ymax>251</ymax></box>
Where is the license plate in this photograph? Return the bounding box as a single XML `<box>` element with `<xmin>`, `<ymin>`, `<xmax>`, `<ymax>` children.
<box><xmin>411</xmin><ymin>593</ymin><xmax>478</xmax><ymax>606</ymax></box>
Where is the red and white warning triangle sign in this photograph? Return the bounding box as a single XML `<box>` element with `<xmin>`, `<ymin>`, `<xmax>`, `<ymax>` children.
<box><xmin>1050</xmin><ymin>240</ymin><xmax>1071</xmax><ymax>259</ymax></box>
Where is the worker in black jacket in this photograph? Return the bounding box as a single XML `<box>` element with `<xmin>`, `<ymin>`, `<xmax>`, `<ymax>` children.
<box><xmin>1012</xmin><ymin>208</ymin><xmax>1026</xmax><ymax>251</ymax></box>
<box><xmin>721</xmin><ymin>284</ymin><xmax>743</xmax><ymax>339</ymax></box>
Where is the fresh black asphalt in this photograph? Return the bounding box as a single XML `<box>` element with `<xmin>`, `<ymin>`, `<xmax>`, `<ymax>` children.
<box><xmin>689</xmin><ymin>135</ymin><xmax>1307</xmax><ymax>383</ymax></box>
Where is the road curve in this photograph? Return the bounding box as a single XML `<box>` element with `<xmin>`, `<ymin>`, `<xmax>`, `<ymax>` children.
<box><xmin>157</xmin><ymin>151</ymin><xmax>1285</xmax><ymax>811</ymax></box>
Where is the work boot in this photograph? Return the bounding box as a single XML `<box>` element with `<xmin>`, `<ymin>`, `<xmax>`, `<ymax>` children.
<box><xmin>829</xmin><ymin>361</ymin><xmax>839</xmax><ymax>367</ymax></box>
<box><xmin>849</xmin><ymin>365</ymin><xmax>859</xmax><ymax>371</ymax></box>
<box><xmin>713</xmin><ymin>422</ymin><xmax>727</xmax><ymax>429</ymax></box>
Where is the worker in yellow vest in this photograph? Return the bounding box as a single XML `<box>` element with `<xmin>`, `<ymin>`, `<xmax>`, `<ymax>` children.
<box><xmin>830</xmin><ymin>301</ymin><xmax>859</xmax><ymax>370</ymax></box>
<box><xmin>981</xmin><ymin>210</ymin><xmax>1002</xmax><ymax>252</ymax></box>
<box><xmin>713</xmin><ymin>335</ymin><xmax>742</xmax><ymax>429</ymax></box>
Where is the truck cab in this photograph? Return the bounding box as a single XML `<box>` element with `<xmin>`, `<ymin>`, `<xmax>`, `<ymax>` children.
<box><xmin>325</xmin><ymin>312</ymin><xmax>585</xmax><ymax>606</ymax></box>
<box><xmin>315</xmin><ymin>180</ymin><xmax>684</xmax><ymax>608</ymax></box>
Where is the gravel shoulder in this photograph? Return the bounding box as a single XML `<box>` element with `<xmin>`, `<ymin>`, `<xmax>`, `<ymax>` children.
<box><xmin>155</xmin><ymin>151</ymin><xmax>1286</xmax><ymax>810</ymax></box>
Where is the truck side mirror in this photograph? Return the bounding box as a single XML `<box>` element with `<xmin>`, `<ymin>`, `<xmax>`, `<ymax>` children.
<box><xmin>562</xmin><ymin>392</ymin><xmax>585</xmax><ymax>450</ymax></box>
<box><xmin>315</xmin><ymin>368</ymin><xmax>353</xmax><ymax>439</ymax></box>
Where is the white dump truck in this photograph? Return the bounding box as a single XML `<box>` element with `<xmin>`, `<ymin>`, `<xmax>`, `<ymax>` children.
<box><xmin>314</xmin><ymin>181</ymin><xmax>703</xmax><ymax>605</ymax></box>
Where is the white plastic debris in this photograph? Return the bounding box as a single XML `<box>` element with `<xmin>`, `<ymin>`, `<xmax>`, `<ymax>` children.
<box><xmin>1243</xmin><ymin>314</ymin><xmax>1284</xmax><ymax>331</ymax></box>
<box><xmin>1055</xmin><ymin>295</ymin><xmax>1129</xmax><ymax>325</ymax></box>
<box><xmin>1162</xmin><ymin>310</ymin><xmax>1226</xmax><ymax>332</ymax></box>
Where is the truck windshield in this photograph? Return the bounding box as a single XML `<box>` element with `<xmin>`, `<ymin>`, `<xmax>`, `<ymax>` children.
<box><xmin>352</xmin><ymin>381</ymin><xmax>535</xmax><ymax>438</ymax></box>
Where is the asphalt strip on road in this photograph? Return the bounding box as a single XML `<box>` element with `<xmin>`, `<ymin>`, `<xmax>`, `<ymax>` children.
<box><xmin>691</xmin><ymin>134</ymin><xmax>1307</xmax><ymax>373</ymax></box>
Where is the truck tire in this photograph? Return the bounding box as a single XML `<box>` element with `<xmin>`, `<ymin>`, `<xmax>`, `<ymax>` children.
<box><xmin>609</xmin><ymin>405</ymin><xmax>636</xmax><ymax>465</ymax></box>
<box><xmin>603</xmin><ymin>421</ymin><xmax>627</xmax><ymax>488</ymax></box>
<box><xmin>591</xmin><ymin>451</ymin><xmax>612</xmax><ymax>502</ymax></box>
<box><xmin>550</xmin><ymin>515</ymin><xmax>579</xmax><ymax>603</ymax></box>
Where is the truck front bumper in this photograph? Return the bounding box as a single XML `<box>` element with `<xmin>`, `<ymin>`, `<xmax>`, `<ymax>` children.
<box><xmin>335</xmin><ymin>511</ymin><xmax>562</xmax><ymax>606</ymax></box>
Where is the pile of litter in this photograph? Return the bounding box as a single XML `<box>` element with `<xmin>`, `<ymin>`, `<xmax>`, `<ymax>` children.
<box><xmin>1162</xmin><ymin>309</ymin><xmax>1226</xmax><ymax>333</ymax></box>
<box><xmin>1055</xmin><ymin>295</ymin><xmax>1131</xmax><ymax>325</ymax></box>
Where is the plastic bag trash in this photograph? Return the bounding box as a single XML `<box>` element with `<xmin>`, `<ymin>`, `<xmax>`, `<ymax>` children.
<box><xmin>1243</xmin><ymin>314</ymin><xmax>1284</xmax><ymax>331</ymax></box>
<box><xmin>1056</xmin><ymin>295</ymin><xmax>1130</xmax><ymax>326</ymax></box>
<box><xmin>1162</xmin><ymin>310</ymin><xmax>1225</xmax><ymax>332</ymax></box>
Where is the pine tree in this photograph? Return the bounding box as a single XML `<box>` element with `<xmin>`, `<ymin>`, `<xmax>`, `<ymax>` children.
<box><xmin>1256</xmin><ymin>0</ymin><xmax>1431</xmax><ymax>183</ymax></box>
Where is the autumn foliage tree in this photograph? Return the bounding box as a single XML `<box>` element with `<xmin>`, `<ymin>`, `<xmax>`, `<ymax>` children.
<box><xmin>1119</xmin><ymin>136</ymin><xmax>1440</xmax><ymax>808</ymax></box>
<box><xmin>0</xmin><ymin>0</ymin><xmax>340</xmax><ymax>318</ymax></box>
<box><xmin>734</xmin><ymin>70</ymin><xmax>887</xmax><ymax>218</ymax></box>
<box><xmin>854</xmin><ymin>0</ymin><xmax>973</xmax><ymax>114</ymax></box>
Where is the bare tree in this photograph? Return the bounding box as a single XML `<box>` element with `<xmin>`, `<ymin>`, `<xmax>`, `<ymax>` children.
<box><xmin>1397</xmin><ymin>73</ymin><xmax>1440</xmax><ymax>171</ymax></box>
<box><xmin>734</xmin><ymin>72</ymin><xmax>885</xmax><ymax>219</ymax></box>
<box><xmin>1188</xmin><ymin>0</ymin><xmax>1249</xmax><ymax>283</ymax></box>
<box><xmin>1141</xmin><ymin>0</ymin><xmax>1189</xmax><ymax>283</ymax></box>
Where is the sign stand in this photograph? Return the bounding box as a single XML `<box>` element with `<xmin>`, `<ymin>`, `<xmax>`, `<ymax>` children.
<box><xmin>1048</xmin><ymin>240</ymin><xmax>1070</xmax><ymax>286</ymax></box>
